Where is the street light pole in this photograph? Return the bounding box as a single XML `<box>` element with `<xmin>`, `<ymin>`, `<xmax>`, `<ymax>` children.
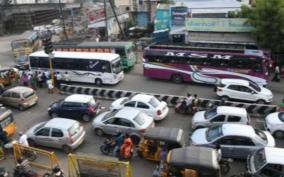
<box><xmin>59</xmin><ymin>0</ymin><xmax>68</xmax><ymax>40</ymax></box>
<box><xmin>104</xmin><ymin>0</ymin><xmax>109</xmax><ymax>41</ymax></box>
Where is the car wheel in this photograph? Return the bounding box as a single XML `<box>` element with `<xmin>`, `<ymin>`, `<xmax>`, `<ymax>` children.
<box><xmin>256</xmin><ymin>99</ymin><xmax>266</xmax><ymax>104</ymax></box>
<box><xmin>28</xmin><ymin>139</ymin><xmax>37</xmax><ymax>147</ymax></box>
<box><xmin>50</xmin><ymin>112</ymin><xmax>58</xmax><ymax>118</ymax></box>
<box><xmin>82</xmin><ymin>114</ymin><xmax>91</xmax><ymax>122</ymax></box>
<box><xmin>95</xmin><ymin>129</ymin><xmax>104</xmax><ymax>136</ymax></box>
<box><xmin>274</xmin><ymin>131</ymin><xmax>284</xmax><ymax>139</ymax></box>
<box><xmin>221</xmin><ymin>96</ymin><xmax>229</xmax><ymax>101</ymax></box>
<box><xmin>171</xmin><ymin>74</ymin><xmax>183</xmax><ymax>84</ymax></box>
<box><xmin>130</xmin><ymin>135</ymin><xmax>141</xmax><ymax>145</ymax></box>
<box><xmin>62</xmin><ymin>145</ymin><xmax>73</xmax><ymax>154</ymax></box>
<box><xmin>18</xmin><ymin>105</ymin><xmax>24</xmax><ymax>111</ymax></box>
<box><xmin>95</xmin><ymin>79</ymin><xmax>103</xmax><ymax>86</ymax></box>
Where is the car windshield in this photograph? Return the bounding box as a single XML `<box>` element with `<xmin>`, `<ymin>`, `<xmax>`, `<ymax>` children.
<box><xmin>255</xmin><ymin>129</ymin><xmax>268</xmax><ymax>144</ymax></box>
<box><xmin>249</xmin><ymin>81</ymin><xmax>261</xmax><ymax>92</ymax></box>
<box><xmin>102</xmin><ymin>111</ymin><xmax>118</xmax><ymax>121</ymax></box>
<box><xmin>278</xmin><ymin>112</ymin><xmax>284</xmax><ymax>122</ymax></box>
<box><xmin>206</xmin><ymin>125</ymin><xmax>223</xmax><ymax>142</ymax></box>
<box><xmin>68</xmin><ymin>122</ymin><xmax>80</xmax><ymax>136</ymax></box>
<box><xmin>148</xmin><ymin>97</ymin><xmax>160</xmax><ymax>108</ymax></box>
<box><xmin>34</xmin><ymin>122</ymin><xmax>47</xmax><ymax>133</ymax></box>
<box><xmin>23</xmin><ymin>91</ymin><xmax>34</xmax><ymax>98</ymax></box>
<box><xmin>112</xmin><ymin>59</ymin><xmax>122</xmax><ymax>74</ymax></box>
<box><xmin>134</xmin><ymin>113</ymin><xmax>146</xmax><ymax>126</ymax></box>
<box><xmin>253</xmin><ymin>148</ymin><xmax>267</xmax><ymax>171</ymax></box>
<box><xmin>204</xmin><ymin>108</ymin><xmax>217</xmax><ymax>120</ymax></box>
<box><xmin>88</xmin><ymin>98</ymin><xmax>96</xmax><ymax>107</ymax></box>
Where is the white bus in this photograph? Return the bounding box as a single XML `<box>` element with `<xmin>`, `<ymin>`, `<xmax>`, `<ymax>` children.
<box><xmin>29</xmin><ymin>51</ymin><xmax>124</xmax><ymax>85</ymax></box>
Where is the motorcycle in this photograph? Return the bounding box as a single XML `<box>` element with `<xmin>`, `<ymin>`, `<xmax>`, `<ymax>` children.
<box><xmin>3</xmin><ymin>140</ymin><xmax>37</xmax><ymax>161</ymax></box>
<box><xmin>100</xmin><ymin>137</ymin><xmax>133</xmax><ymax>160</ymax></box>
<box><xmin>0</xmin><ymin>167</ymin><xmax>8</xmax><ymax>177</ymax></box>
<box><xmin>42</xmin><ymin>166</ymin><xmax>64</xmax><ymax>177</ymax></box>
<box><xmin>13</xmin><ymin>165</ymin><xmax>39</xmax><ymax>177</ymax></box>
<box><xmin>174</xmin><ymin>99</ymin><xmax>199</xmax><ymax>115</ymax></box>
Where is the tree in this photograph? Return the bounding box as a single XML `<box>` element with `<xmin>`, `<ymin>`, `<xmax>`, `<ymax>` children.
<box><xmin>245</xmin><ymin>0</ymin><xmax>284</xmax><ymax>53</ymax></box>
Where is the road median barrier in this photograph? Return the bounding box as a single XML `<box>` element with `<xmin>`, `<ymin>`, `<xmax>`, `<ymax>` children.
<box><xmin>60</xmin><ymin>84</ymin><xmax>277</xmax><ymax>117</ymax></box>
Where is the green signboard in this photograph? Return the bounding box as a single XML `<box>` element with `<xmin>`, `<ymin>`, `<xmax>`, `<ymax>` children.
<box><xmin>186</xmin><ymin>18</ymin><xmax>254</xmax><ymax>32</ymax></box>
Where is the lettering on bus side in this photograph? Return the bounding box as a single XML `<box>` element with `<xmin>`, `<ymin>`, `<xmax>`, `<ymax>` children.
<box><xmin>165</xmin><ymin>52</ymin><xmax>232</xmax><ymax>60</ymax></box>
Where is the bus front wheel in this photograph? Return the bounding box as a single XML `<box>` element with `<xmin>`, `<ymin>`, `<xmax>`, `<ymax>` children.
<box><xmin>171</xmin><ymin>74</ymin><xmax>183</xmax><ymax>84</ymax></box>
<box><xmin>95</xmin><ymin>79</ymin><xmax>103</xmax><ymax>86</ymax></box>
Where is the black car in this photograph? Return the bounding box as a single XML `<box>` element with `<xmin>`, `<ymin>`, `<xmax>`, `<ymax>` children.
<box><xmin>48</xmin><ymin>94</ymin><xmax>100</xmax><ymax>122</ymax></box>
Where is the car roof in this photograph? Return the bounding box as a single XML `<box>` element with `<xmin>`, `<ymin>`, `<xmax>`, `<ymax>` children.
<box><xmin>222</xmin><ymin>124</ymin><xmax>255</xmax><ymax>137</ymax></box>
<box><xmin>221</xmin><ymin>79</ymin><xmax>249</xmax><ymax>86</ymax></box>
<box><xmin>132</xmin><ymin>94</ymin><xmax>154</xmax><ymax>102</ymax></box>
<box><xmin>45</xmin><ymin>118</ymin><xmax>77</xmax><ymax>130</ymax></box>
<box><xmin>64</xmin><ymin>94</ymin><xmax>93</xmax><ymax>103</ymax></box>
<box><xmin>6</xmin><ymin>86</ymin><xmax>34</xmax><ymax>94</ymax></box>
<box><xmin>264</xmin><ymin>147</ymin><xmax>284</xmax><ymax>164</ymax></box>
<box><xmin>217</xmin><ymin>106</ymin><xmax>247</xmax><ymax>116</ymax></box>
<box><xmin>115</xmin><ymin>107</ymin><xmax>140</xmax><ymax>119</ymax></box>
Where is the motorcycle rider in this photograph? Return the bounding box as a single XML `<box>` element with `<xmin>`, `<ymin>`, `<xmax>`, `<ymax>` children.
<box><xmin>52</xmin><ymin>166</ymin><xmax>64</xmax><ymax>177</ymax></box>
<box><xmin>120</xmin><ymin>133</ymin><xmax>133</xmax><ymax>159</ymax></box>
<box><xmin>113</xmin><ymin>132</ymin><xmax>124</xmax><ymax>157</ymax></box>
<box><xmin>192</xmin><ymin>94</ymin><xmax>200</xmax><ymax>112</ymax></box>
<box><xmin>14</xmin><ymin>157</ymin><xmax>33</xmax><ymax>176</ymax></box>
<box><xmin>19</xmin><ymin>131</ymin><xmax>29</xmax><ymax>147</ymax></box>
<box><xmin>185</xmin><ymin>93</ymin><xmax>193</xmax><ymax>112</ymax></box>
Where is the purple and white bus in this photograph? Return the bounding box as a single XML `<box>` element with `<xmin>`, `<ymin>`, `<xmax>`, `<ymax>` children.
<box><xmin>143</xmin><ymin>47</ymin><xmax>268</xmax><ymax>86</ymax></box>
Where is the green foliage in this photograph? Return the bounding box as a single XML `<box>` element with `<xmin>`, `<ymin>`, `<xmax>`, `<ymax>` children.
<box><xmin>228</xmin><ymin>5</ymin><xmax>252</xmax><ymax>18</ymax></box>
<box><xmin>245</xmin><ymin>0</ymin><xmax>284</xmax><ymax>53</ymax></box>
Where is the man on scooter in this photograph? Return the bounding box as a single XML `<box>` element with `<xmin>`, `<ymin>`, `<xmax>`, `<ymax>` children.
<box><xmin>185</xmin><ymin>93</ymin><xmax>193</xmax><ymax>112</ymax></box>
<box><xmin>113</xmin><ymin>132</ymin><xmax>124</xmax><ymax>157</ymax></box>
<box><xmin>120</xmin><ymin>133</ymin><xmax>133</xmax><ymax>159</ymax></box>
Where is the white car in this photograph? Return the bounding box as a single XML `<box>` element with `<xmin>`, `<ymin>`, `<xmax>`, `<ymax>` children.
<box><xmin>265</xmin><ymin>112</ymin><xmax>284</xmax><ymax>139</ymax></box>
<box><xmin>190</xmin><ymin>124</ymin><xmax>275</xmax><ymax>159</ymax></box>
<box><xmin>216</xmin><ymin>79</ymin><xmax>273</xmax><ymax>104</ymax></box>
<box><xmin>109</xmin><ymin>94</ymin><xmax>169</xmax><ymax>121</ymax></box>
<box><xmin>92</xmin><ymin>107</ymin><xmax>155</xmax><ymax>144</ymax></box>
<box><xmin>192</xmin><ymin>106</ymin><xmax>250</xmax><ymax>129</ymax></box>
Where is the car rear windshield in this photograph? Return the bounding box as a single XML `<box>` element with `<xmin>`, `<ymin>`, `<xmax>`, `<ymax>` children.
<box><xmin>134</xmin><ymin>113</ymin><xmax>146</xmax><ymax>126</ymax></box>
<box><xmin>255</xmin><ymin>129</ymin><xmax>267</xmax><ymax>144</ymax></box>
<box><xmin>120</xmin><ymin>98</ymin><xmax>130</xmax><ymax>105</ymax></box>
<box><xmin>249</xmin><ymin>81</ymin><xmax>261</xmax><ymax>92</ymax></box>
<box><xmin>278</xmin><ymin>112</ymin><xmax>284</xmax><ymax>122</ymax></box>
<box><xmin>23</xmin><ymin>91</ymin><xmax>35</xmax><ymax>98</ymax></box>
<box><xmin>148</xmin><ymin>97</ymin><xmax>160</xmax><ymax>108</ymax></box>
<box><xmin>68</xmin><ymin>122</ymin><xmax>80</xmax><ymax>136</ymax></box>
<box><xmin>206</xmin><ymin>125</ymin><xmax>223</xmax><ymax>142</ymax></box>
<box><xmin>205</xmin><ymin>108</ymin><xmax>217</xmax><ymax>120</ymax></box>
<box><xmin>102</xmin><ymin>111</ymin><xmax>118</xmax><ymax>121</ymax></box>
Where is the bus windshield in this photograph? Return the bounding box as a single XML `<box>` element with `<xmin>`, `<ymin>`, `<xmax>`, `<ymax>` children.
<box><xmin>112</xmin><ymin>59</ymin><xmax>123</xmax><ymax>74</ymax></box>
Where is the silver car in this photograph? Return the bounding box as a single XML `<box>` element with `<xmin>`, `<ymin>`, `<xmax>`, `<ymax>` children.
<box><xmin>190</xmin><ymin>124</ymin><xmax>275</xmax><ymax>159</ymax></box>
<box><xmin>26</xmin><ymin>118</ymin><xmax>86</xmax><ymax>153</ymax></box>
<box><xmin>92</xmin><ymin>107</ymin><xmax>155</xmax><ymax>144</ymax></box>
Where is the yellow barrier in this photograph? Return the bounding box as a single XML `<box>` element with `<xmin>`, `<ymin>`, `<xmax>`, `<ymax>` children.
<box><xmin>68</xmin><ymin>153</ymin><xmax>132</xmax><ymax>177</ymax></box>
<box><xmin>13</xmin><ymin>144</ymin><xmax>59</xmax><ymax>171</ymax></box>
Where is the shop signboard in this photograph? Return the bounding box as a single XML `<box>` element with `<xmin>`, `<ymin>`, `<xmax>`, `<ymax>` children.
<box><xmin>171</xmin><ymin>6</ymin><xmax>188</xmax><ymax>26</ymax></box>
<box><xmin>186</xmin><ymin>18</ymin><xmax>254</xmax><ymax>32</ymax></box>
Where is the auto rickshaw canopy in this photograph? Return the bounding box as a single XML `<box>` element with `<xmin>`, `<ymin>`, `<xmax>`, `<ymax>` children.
<box><xmin>143</xmin><ymin>127</ymin><xmax>185</xmax><ymax>147</ymax></box>
<box><xmin>167</xmin><ymin>146</ymin><xmax>220</xmax><ymax>171</ymax></box>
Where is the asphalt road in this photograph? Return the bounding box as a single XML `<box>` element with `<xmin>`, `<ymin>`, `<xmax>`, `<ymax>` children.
<box><xmin>0</xmin><ymin>34</ymin><xmax>284</xmax><ymax>177</ymax></box>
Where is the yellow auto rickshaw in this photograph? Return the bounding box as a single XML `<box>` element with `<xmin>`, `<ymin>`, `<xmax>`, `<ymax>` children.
<box><xmin>0</xmin><ymin>106</ymin><xmax>16</xmax><ymax>137</ymax></box>
<box><xmin>156</xmin><ymin>146</ymin><xmax>221</xmax><ymax>177</ymax></box>
<box><xmin>0</xmin><ymin>67</ymin><xmax>18</xmax><ymax>86</ymax></box>
<box><xmin>136</xmin><ymin>127</ymin><xmax>185</xmax><ymax>162</ymax></box>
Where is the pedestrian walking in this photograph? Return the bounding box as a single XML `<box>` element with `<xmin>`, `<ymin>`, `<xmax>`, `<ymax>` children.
<box><xmin>272</xmin><ymin>65</ymin><xmax>281</xmax><ymax>82</ymax></box>
<box><xmin>47</xmin><ymin>78</ymin><xmax>54</xmax><ymax>94</ymax></box>
<box><xmin>55</xmin><ymin>72</ymin><xmax>62</xmax><ymax>88</ymax></box>
<box><xmin>29</xmin><ymin>74</ymin><xmax>37</xmax><ymax>90</ymax></box>
<box><xmin>20</xmin><ymin>72</ymin><xmax>28</xmax><ymax>86</ymax></box>
<box><xmin>37</xmin><ymin>72</ymin><xmax>43</xmax><ymax>88</ymax></box>
<box><xmin>63</xmin><ymin>72</ymin><xmax>70</xmax><ymax>83</ymax></box>
<box><xmin>41</xmin><ymin>72</ymin><xmax>47</xmax><ymax>87</ymax></box>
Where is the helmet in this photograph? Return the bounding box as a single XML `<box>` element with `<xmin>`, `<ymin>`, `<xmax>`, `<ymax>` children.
<box><xmin>19</xmin><ymin>131</ymin><xmax>23</xmax><ymax>136</ymax></box>
<box><xmin>52</xmin><ymin>166</ymin><xmax>61</xmax><ymax>173</ymax></box>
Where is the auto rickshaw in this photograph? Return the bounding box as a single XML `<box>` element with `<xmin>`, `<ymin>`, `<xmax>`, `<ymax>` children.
<box><xmin>0</xmin><ymin>67</ymin><xmax>18</xmax><ymax>86</ymax></box>
<box><xmin>155</xmin><ymin>146</ymin><xmax>222</xmax><ymax>177</ymax></box>
<box><xmin>137</xmin><ymin>127</ymin><xmax>185</xmax><ymax>162</ymax></box>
